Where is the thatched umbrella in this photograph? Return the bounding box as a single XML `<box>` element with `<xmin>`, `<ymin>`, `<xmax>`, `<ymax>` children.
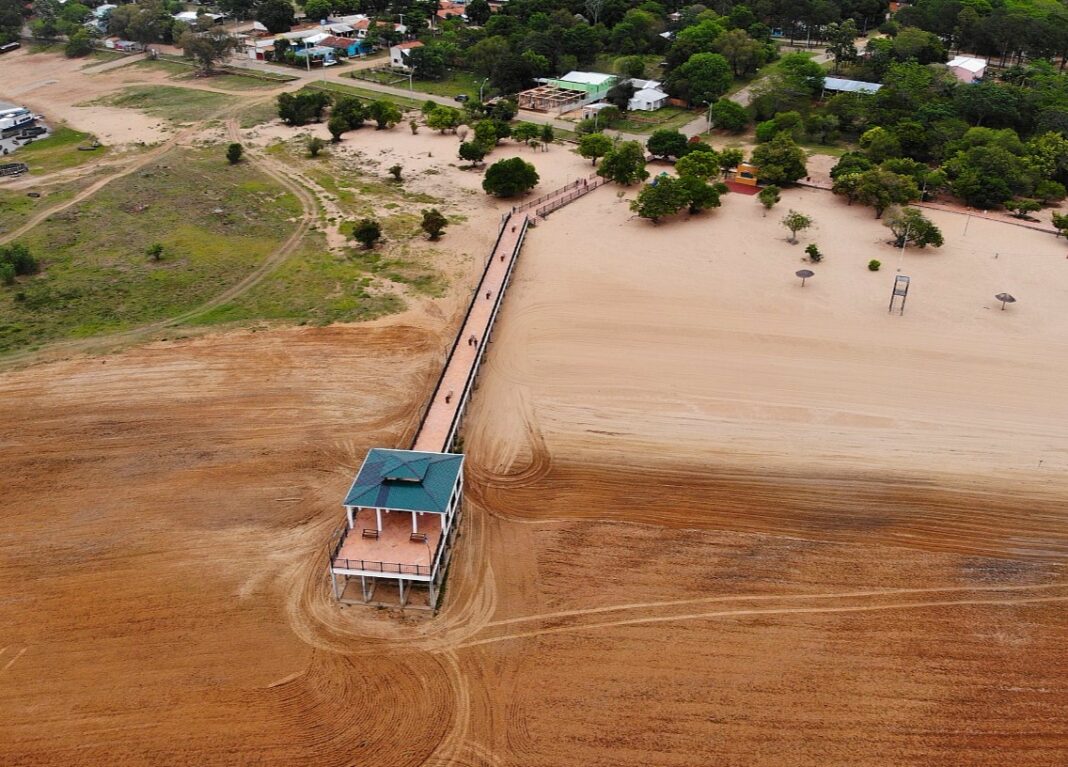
<box><xmin>995</xmin><ymin>292</ymin><xmax>1016</xmax><ymax>310</ymax></box>
<box><xmin>796</xmin><ymin>269</ymin><xmax>814</xmax><ymax>287</ymax></box>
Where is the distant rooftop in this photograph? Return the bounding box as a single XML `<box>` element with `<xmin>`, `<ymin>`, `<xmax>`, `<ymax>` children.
<box><xmin>823</xmin><ymin>77</ymin><xmax>882</xmax><ymax>94</ymax></box>
<box><xmin>947</xmin><ymin>56</ymin><xmax>987</xmax><ymax>73</ymax></box>
<box><xmin>343</xmin><ymin>449</ymin><xmax>463</xmax><ymax>514</ymax></box>
<box><xmin>559</xmin><ymin>71</ymin><xmax>615</xmax><ymax>86</ymax></box>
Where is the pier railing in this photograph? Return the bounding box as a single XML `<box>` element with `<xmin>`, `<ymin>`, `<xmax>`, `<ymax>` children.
<box><xmin>535</xmin><ymin>177</ymin><xmax>606</xmax><ymax>217</ymax></box>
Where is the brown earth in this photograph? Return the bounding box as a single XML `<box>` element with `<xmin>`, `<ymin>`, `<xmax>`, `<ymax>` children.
<box><xmin>2</xmin><ymin>52</ymin><xmax>1068</xmax><ymax>764</ymax></box>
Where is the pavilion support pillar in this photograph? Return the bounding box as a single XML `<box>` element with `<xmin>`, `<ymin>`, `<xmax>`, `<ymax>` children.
<box><xmin>412</xmin><ymin>513</ymin><xmax>418</xmax><ymax>534</ymax></box>
<box><xmin>398</xmin><ymin>579</ymin><xmax>410</xmax><ymax>608</ymax></box>
<box><xmin>375</xmin><ymin>507</ymin><xmax>383</xmax><ymax>531</ymax></box>
<box><xmin>346</xmin><ymin>506</ymin><xmax>355</xmax><ymax>529</ymax></box>
<box><xmin>330</xmin><ymin>570</ymin><xmax>341</xmax><ymax>600</ymax></box>
<box><xmin>361</xmin><ymin>575</ymin><xmax>375</xmax><ymax>603</ymax></box>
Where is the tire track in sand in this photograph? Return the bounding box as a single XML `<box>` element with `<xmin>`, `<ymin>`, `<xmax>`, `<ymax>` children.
<box><xmin>452</xmin><ymin>585</ymin><xmax>1068</xmax><ymax>650</ymax></box>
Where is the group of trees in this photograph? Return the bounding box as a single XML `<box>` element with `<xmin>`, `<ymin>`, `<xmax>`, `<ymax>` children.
<box><xmin>631</xmin><ymin>144</ymin><xmax>728</xmax><ymax>222</ymax></box>
<box><xmin>277</xmin><ymin>92</ymin><xmax>404</xmax><ymax>138</ymax></box>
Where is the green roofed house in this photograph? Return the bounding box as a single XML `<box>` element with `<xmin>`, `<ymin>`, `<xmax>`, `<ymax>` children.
<box><xmin>329</xmin><ymin>448</ymin><xmax>464</xmax><ymax>607</ymax></box>
<box><xmin>517</xmin><ymin>70</ymin><xmax>618</xmax><ymax>113</ymax></box>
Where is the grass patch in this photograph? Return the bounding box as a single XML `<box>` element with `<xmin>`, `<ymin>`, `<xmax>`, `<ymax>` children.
<box><xmin>303</xmin><ymin>82</ymin><xmax>422</xmax><ymax>111</ymax></box>
<box><xmin>354</xmin><ymin>68</ymin><xmax>485</xmax><ymax>101</ymax></box>
<box><xmin>133</xmin><ymin>58</ymin><xmax>292</xmax><ymax>91</ymax></box>
<box><xmin>93</xmin><ymin>85</ymin><xmax>230</xmax><ymax>124</ymax></box>
<box><xmin>0</xmin><ymin>147</ymin><xmax>301</xmax><ymax>354</ymax></box>
<box><xmin>82</xmin><ymin>49</ymin><xmax>129</xmax><ymax>67</ymax></box>
<box><xmin>611</xmin><ymin>106</ymin><xmax>696</xmax><ymax>134</ymax></box>
<box><xmin>16</xmin><ymin>127</ymin><xmax>107</xmax><ymax>175</ymax></box>
<box><xmin>193</xmin><ymin>232</ymin><xmax>408</xmax><ymax>326</ymax></box>
<box><xmin>239</xmin><ymin>100</ymin><xmax>280</xmax><ymax>128</ymax></box>
<box><xmin>0</xmin><ymin>182</ymin><xmax>85</xmax><ymax>237</ymax></box>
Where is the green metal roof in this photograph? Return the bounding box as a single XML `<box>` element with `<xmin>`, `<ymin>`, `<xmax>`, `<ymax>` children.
<box><xmin>343</xmin><ymin>448</ymin><xmax>463</xmax><ymax>514</ymax></box>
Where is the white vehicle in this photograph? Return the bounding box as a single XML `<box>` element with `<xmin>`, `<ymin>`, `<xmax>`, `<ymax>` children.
<box><xmin>0</xmin><ymin>108</ymin><xmax>35</xmax><ymax>133</ymax></box>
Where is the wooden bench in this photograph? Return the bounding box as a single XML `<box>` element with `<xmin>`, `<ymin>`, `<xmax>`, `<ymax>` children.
<box><xmin>361</xmin><ymin>528</ymin><xmax>380</xmax><ymax>540</ymax></box>
<box><xmin>409</xmin><ymin>532</ymin><xmax>428</xmax><ymax>543</ymax></box>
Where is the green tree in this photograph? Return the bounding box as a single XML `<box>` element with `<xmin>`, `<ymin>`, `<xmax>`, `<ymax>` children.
<box><xmin>0</xmin><ymin>243</ymin><xmax>39</xmax><ymax>276</ymax></box>
<box><xmin>781</xmin><ymin>210</ymin><xmax>813</xmax><ymax>243</ymax></box>
<box><xmin>304</xmin><ymin>0</ymin><xmax>331</xmax><ymax>22</ymax></box>
<box><xmin>825</xmin><ymin>19</ymin><xmax>858</xmax><ymax>74</ymax></box>
<box><xmin>579</xmin><ymin>133</ymin><xmax>613</xmax><ymax>166</ymax></box>
<box><xmin>709</xmin><ymin>99</ymin><xmax>748</xmax><ymax>133</ymax></box>
<box><xmin>1003</xmin><ymin>199</ymin><xmax>1041</xmax><ymax>219</ymax></box>
<box><xmin>256</xmin><ymin>0</ymin><xmax>294</xmax><ymax>33</ymax></box>
<box><xmin>332</xmin><ymin>96</ymin><xmax>365</xmax><ymax>128</ymax></box>
<box><xmin>178</xmin><ymin>28</ymin><xmax>238</xmax><ymax>74</ymax></box>
<box><xmin>757</xmin><ymin>184</ymin><xmax>781</xmax><ymax>216</ymax></box>
<box><xmin>678</xmin><ymin>175</ymin><xmax>728</xmax><ymax>214</ymax></box>
<box><xmin>458</xmin><ymin>141</ymin><xmax>487</xmax><ymax>165</ymax></box>
<box><xmin>665</xmin><ymin>52</ymin><xmax>733</xmax><ymax>107</ymax></box>
<box><xmin>421</xmin><ymin>208</ymin><xmax>448</xmax><ymax>240</ymax></box>
<box><xmin>352</xmin><ymin>218</ymin><xmax>382</xmax><ymax>249</ymax></box>
<box><xmin>226</xmin><ymin>143</ymin><xmax>243</xmax><ymax>164</ymax></box>
<box><xmin>718</xmin><ymin>147</ymin><xmax>744</xmax><ymax>177</ymax></box>
<box><xmin>750</xmin><ymin>133</ymin><xmax>808</xmax><ymax>186</ymax></box>
<box><xmin>646</xmin><ymin>129</ymin><xmax>689</xmax><ymax>160</ymax></box>
<box><xmin>945</xmin><ymin>145</ymin><xmax>1030</xmax><ymax>209</ymax></box>
<box><xmin>511</xmin><ymin>122</ymin><xmax>539</xmax><ymax>145</ymax></box>
<box><xmin>714</xmin><ymin>28</ymin><xmax>765</xmax><ymax>77</ymax></box>
<box><xmin>1052</xmin><ymin>212</ymin><xmax>1068</xmax><ymax>238</ymax></box>
<box><xmin>368</xmin><ymin>101</ymin><xmax>402</xmax><ymax>130</ymax></box>
<box><xmin>883</xmin><ymin>206</ymin><xmax>943</xmax><ymax>248</ymax></box>
<box><xmin>64</xmin><ymin>28</ymin><xmax>94</xmax><ymax>58</ymax></box>
<box><xmin>306</xmin><ymin>136</ymin><xmax>326</xmax><ymax>157</ymax></box>
<box><xmin>328</xmin><ymin>114</ymin><xmax>348</xmax><ymax>142</ymax></box>
<box><xmin>631</xmin><ymin>176</ymin><xmax>687</xmax><ymax>222</ymax></box>
<box><xmin>409</xmin><ymin>43</ymin><xmax>449</xmax><ymax>81</ymax></box>
<box><xmin>540</xmin><ymin>124</ymin><xmax>555</xmax><ymax>147</ymax></box>
<box><xmin>675</xmin><ymin>151</ymin><xmax>720</xmax><ymax>180</ymax></box>
<box><xmin>426</xmin><ymin>106</ymin><xmax>462</xmax><ymax>133</ymax></box>
<box><xmin>852</xmin><ymin>168</ymin><xmax>920</xmax><ymax>218</ymax></box>
<box><xmin>859</xmin><ymin>127</ymin><xmax>901</xmax><ymax>164</ymax></box>
<box><xmin>597</xmin><ymin>141</ymin><xmax>649</xmax><ymax>185</ymax></box>
<box><xmin>482</xmin><ymin>157</ymin><xmax>539</xmax><ymax>197</ymax></box>
<box><xmin>466</xmin><ymin>0</ymin><xmax>490</xmax><ymax>25</ymax></box>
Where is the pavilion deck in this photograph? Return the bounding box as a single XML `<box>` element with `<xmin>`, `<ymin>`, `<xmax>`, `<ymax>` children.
<box><xmin>332</xmin><ymin>508</ymin><xmax>443</xmax><ymax>579</ymax></box>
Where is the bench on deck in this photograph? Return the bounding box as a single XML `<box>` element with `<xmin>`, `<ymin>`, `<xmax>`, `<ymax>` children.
<box><xmin>361</xmin><ymin>528</ymin><xmax>380</xmax><ymax>540</ymax></box>
<box><xmin>410</xmin><ymin>532</ymin><xmax>428</xmax><ymax>543</ymax></box>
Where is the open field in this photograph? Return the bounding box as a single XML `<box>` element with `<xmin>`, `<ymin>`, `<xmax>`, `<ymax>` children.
<box><xmin>0</xmin><ymin>147</ymin><xmax>301</xmax><ymax>353</ymax></box>
<box><xmin>93</xmin><ymin>85</ymin><xmax>233</xmax><ymax>124</ymax></box>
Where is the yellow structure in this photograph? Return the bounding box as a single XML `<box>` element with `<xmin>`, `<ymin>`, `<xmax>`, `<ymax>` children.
<box><xmin>733</xmin><ymin>162</ymin><xmax>759</xmax><ymax>187</ymax></box>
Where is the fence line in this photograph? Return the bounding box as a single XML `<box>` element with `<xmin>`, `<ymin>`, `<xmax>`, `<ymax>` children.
<box><xmin>409</xmin><ymin>210</ymin><xmax>516</xmax><ymax>449</ymax></box>
<box><xmin>332</xmin><ymin>557</ymin><xmax>431</xmax><ymax>576</ymax></box>
<box><xmin>535</xmin><ymin>177</ymin><xmax>606</xmax><ymax>217</ymax></box>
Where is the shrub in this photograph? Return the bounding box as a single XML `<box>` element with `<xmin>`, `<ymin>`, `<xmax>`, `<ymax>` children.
<box><xmin>146</xmin><ymin>243</ymin><xmax>164</xmax><ymax>262</ymax></box>
<box><xmin>805</xmin><ymin>243</ymin><xmax>823</xmax><ymax>262</ymax></box>
<box><xmin>421</xmin><ymin>208</ymin><xmax>448</xmax><ymax>240</ymax></box>
<box><xmin>868</xmin><ymin>259</ymin><xmax>881</xmax><ymax>271</ymax></box>
<box><xmin>389</xmin><ymin>164</ymin><xmax>403</xmax><ymax>181</ymax></box>
<box><xmin>226</xmin><ymin>143</ymin><xmax>243</xmax><ymax>164</ymax></box>
<box><xmin>306</xmin><ymin>136</ymin><xmax>326</xmax><ymax>157</ymax></box>
<box><xmin>1035</xmin><ymin>180</ymin><xmax>1066</xmax><ymax>204</ymax></box>
<box><xmin>0</xmin><ymin>243</ymin><xmax>39</xmax><ymax>279</ymax></box>
<box><xmin>351</xmin><ymin>218</ymin><xmax>382</xmax><ymax>249</ymax></box>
